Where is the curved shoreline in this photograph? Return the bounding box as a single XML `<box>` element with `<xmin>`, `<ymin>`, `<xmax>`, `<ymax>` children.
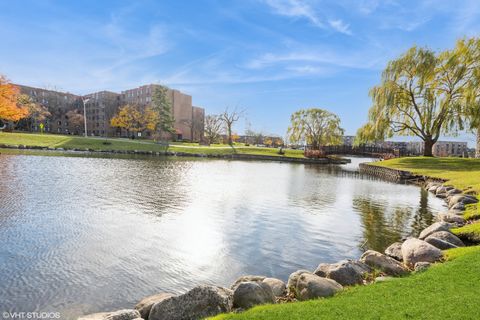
<box><xmin>75</xmin><ymin>162</ymin><xmax>476</xmax><ymax>320</ymax></box>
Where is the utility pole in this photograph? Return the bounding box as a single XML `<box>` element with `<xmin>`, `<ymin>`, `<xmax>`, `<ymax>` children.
<box><xmin>82</xmin><ymin>97</ymin><xmax>90</xmax><ymax>137</ymax></box>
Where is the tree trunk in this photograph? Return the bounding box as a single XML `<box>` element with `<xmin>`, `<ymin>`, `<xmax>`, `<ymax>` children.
<box><xmin>227</xmin><ymin>125</ymin><xmax>232</xmax><ymax>145</ymax></box>
<box><xmin>423</xmin><ymin>138</ymin><xmax>435</xmax><ymax>157</ymax></box>
<box><xmin>476</xmin><ymin>127</ymin><xmax>480</xmax><ymax>158</ymax></box>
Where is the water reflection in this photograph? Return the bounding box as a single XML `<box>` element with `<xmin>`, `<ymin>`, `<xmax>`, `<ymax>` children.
<box><xmin>0</xmin><ymin>155</ymin><xmax>445</xmax><ymax>318</ymax></box>
<box><xmin>354</xmin><ymin>188</ymin><xmax>436</xmax><ymax>252</ymax></box>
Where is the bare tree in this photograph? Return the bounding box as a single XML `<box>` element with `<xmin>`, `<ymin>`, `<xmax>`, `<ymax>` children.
<box><xmin>220</xmin><ymin>107</ymin><xmax>244</xmax><ymax>145</ymax></box>
<box><xmin>204</xmin><ymin>114</ymin><xmax>223</xmax><ymax>144</ymax></box>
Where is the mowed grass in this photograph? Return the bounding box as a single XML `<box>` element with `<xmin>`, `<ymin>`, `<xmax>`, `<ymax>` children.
<box><xmin>0</xmin><ymin>132</ymin><xmax>305</xmax><ymax>158</ymax></box>
<box><xmin>211</xmin><ymin>246</ymin><xmax>480</xmax><ymax>320</ymax></box>
<box><xmin>452</xmin><ymin>222</ymin><xmax>480</xmax><ymax>243</ymax></box>
<box><xmin>371</xmin><ymin>156</ymin><xmax>480</xmax><ymax>195</ymax></box>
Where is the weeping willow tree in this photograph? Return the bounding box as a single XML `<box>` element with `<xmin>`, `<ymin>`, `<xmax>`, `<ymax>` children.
<box><xmin>287</xmin><ymin>108</ymin><xmax>344</xmax><ymax>149</ymax></box>
<box><xmin>456</xmin><ymin>37</ymin><xmax>480</xmax><ymax>158</ymax></box>
<box><xmin>357</xmin><ymin>46</ymin><xmax>467</xmax><ymax>156</ymax></box>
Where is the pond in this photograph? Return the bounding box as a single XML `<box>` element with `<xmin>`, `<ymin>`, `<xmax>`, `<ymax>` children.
<box><xmin>0</xmin><ymin>154</ymin><xmax>445</xmax><ymax>318</ymax></box>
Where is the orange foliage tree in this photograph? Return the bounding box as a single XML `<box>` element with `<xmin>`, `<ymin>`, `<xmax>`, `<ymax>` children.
<box><xmin>0</xmin><ymin>76</ymin><xmax>29</xmax><ymax>122</ymax></box>
<box><xmin>110</xmin><ymin>104</ymin><xmax>159</xmax><ymax>134</ymax></box>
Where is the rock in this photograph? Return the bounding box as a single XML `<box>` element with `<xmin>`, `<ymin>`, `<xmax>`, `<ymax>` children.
<box><xmin>414</xmin><ymin>262</ymin><xmax>432</xmax><ymax>272</ymax></box>
<box><xmin>436</xmin><ymin>193</ymin><xmax>447</xmax><ymax>199</ymax></box>
<box><xmin>105</xmin><ymin>310</ymin><xmax>141</xmax><ymax>320</ymax></box>
<box><xmin>135</xmin><ymin>293</ymin><xmax>174</xmax><ymax>320</ymax></box>
<box><xmin>287</xmin><ymin>270</ymin><xmax>311</xmax><ymax>294</ymax></box>
<box><xmin>149</xmin><ymin>285</ymin><xmax>233</xmax><ymax>320</ymax></box>
<box><xmin>424</xmin><ymin>237</ymin><xmax>458</xmax><ymax>250</ymax></box>
<box><xmin>262</xmin><ymin>278</ymin><xmax>286</xmax><ymax>297</ymax></box>
<box><xmin>384</xmin><ymin>242</ymin><xmax>403</xmax><ymax>261</ymax></box>
<box><xmin>436</xmin><ymin>186</ymin><xmax>448</xmax><ymax>195</ymax></box>
<box><xmin>437</xmin><ymin>213</ymin><xmax>465</xmax><ymax>225</ymax></box>
<box><xmin>446</xmin><ymin>188</ymin><xmax>462</xmax><ymax>197</ymax></box>
<box><xmin>78</xmin><ymin>313</ymin><xmax>111</xmax><ymax>320</ymax></box>
<box><xmin>401</xmin><ymin>238</ymin><xmax>443</xmax><ymax>267</ymax></box>
<box><xmin>428</xmin><ymin>185</ymin><xmax>440</xmax><ymax>193</ymax></box>
<box><xmin>360</xmin><ymin>250</ymin><xmax>408</xmax><ymax>276</ymax></box>
<box><xmin>314</xmin><ymin>260</ymin><xmax>371</xmax><ymax>286</ymax></box>
<box><xmin>233</xmin><ymin>281</ymin><xmax>276</xmax><ymax>309</ymax></box>
<box><xmin>418</xmin><ymin>222</ymin><xmax>451</xmax><ymax>240</ymax></box>
<box><xmin>449</xmin><ymin>194</ymin><xmax>479</xmax><ymax>208</ymax></box>
<box><xmin>450</xmin><ymin>202</ymin><xmax>466</xmax><ymax>211</ymax></box>
<box><xmin>426</xmin><ymin>231</ymin><xmax>464</xmax><ymax>247</ymax></box>
<box><xmin>231</xmin><ymin>275</ymin><xmax>265</xmax><ymax>291</ymax></box>
<box><xmin>295</xmin><ymin>273</ymin><xmax>342</xmax><ymax>301</ymax></box>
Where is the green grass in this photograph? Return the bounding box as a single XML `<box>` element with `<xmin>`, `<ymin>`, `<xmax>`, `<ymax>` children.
<box><xmin>371</xmin><ymin>157</ymin><xmax>480</xmax><ymax>195</ymax></box>
<box><xmin>0</xmin><ymin>132</ymin><xmax>305</xmax><ymax>158</ymax></box>
<box><xmin>211</xmin><ymin>246</ymin><xmax>480</xmax><ymax>320</ymax></box>
<box><xmin>452</xmin><ymin>222</ymin><xmax>480</xmax><ymax>243</ymax></box>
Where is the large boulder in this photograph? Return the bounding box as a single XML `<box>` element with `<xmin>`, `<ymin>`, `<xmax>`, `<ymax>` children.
<box><xmin>314</xmin><ymin>260</ymin><xmax>371</xmax><ymax>286</ymax></box>
<box><xmin>149</xmin><ymin>285</ymin><xmax>233</xmax><ymax>320</ymax></box>
<box><xmin>230</xmin><ymin>275</ymin><xmax>265</xmax><ymax>291</ymax></box>
<box><xmin>295</xmin><ymin>273</ymin><xmax>342</xmax><ymax>301</ymax></box>
<box><xmin>449</xmin><ymin>194</ymin><xmax>478</xmax><ymax>208</ymax></box>
<box><xmin>418</xmin><ymin>222</ymin><xmax>451</xmax><ymax>240</ymax></box>
<box><xmin>425</xmin><ymin>231</ymin><xmax>464</xmax><ymax>247</ymax></box>
<box><xmin>427</xmin><ymin>184</ymin><xmax>440</xmax><ymax>193</ymax></box>
<box><xmin>135</xmin><ymin>293</ymin><xmax>174</xmax><ymax>320</ymax></box>
<box><xmin>384</xmin><ymin>242</ymin><xmax>403</xmax><ymax>261</ymax></box>
<box><xmin>262</xmin><ymin>278</ymin><xmax>286</xmax><ymax>297</ymax></box>
<box><xmin>401</xmin><ymin>238</ymin><xmax>443</xmax><ymax>267</ymax></box>
<box><xmin>360</xmin><ymin>250</ymin><xmax>409</xmax><ymax>276</ymax></box>
<box><xmin>424</xmin><ymin>237</ymin><xmax>458</xmax><ymax>250</ymax></box>
<box><xmin>450</xmin><ymin>202</ymin><xmax>466</xmax><ymax>211</ymax></box>
<box><xmin>436</xmin><ymin>213</ymin><xmax>465</xmax><ymax>226</ymax></box>
<box><xmin>446</xmin><ymin>188</ymin><xmax>462</xmax><ymax>197</ymax></box>
<box><xmin>233</xmin><ymin>281</ymin><xmax>276</xmax><ymax>309</ymax></box>
<box><xmin>287</xmin><ymin>270</ymin><xmax>311</xmax><ymax>295</ymax></box>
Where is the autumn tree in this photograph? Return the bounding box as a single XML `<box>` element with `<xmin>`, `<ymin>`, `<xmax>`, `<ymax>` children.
<box><xmin>204</xmin><ymin>114</ymin><xmax>223</xmax><ymax>144</ymax></box>
<box><xmin>221</xmin><ymin>107</ymin><xmax>243</xmax><ymax>145</ymax></box>
<box><xmin>287</xmin><ymin>108</ymin><xmax>344</xmax><ymax>149</ymax></box>
<box><xmin>110</xmin><ymin>104</ymin><xmax>158</xmax><ymax>135</ymax></box>
<box><xmin>0</xmin><ymin>76</ymin><xmax>28</xmax><ymax>124</ymax></box>
<box><xmin>65</xmin><ymin>109</ymin><xmax>85</xmax><ymax>134</ymax></box>
<box><xmin>151</xmin><ymin>86</ymin><xmax>175</xmax><ymax>139</ymax></box>
<box><xmin>16</xmin><ymin>94</ymin><xmax>51</xmax><ymax>131</ymax></box>
<box><xmin>357</xmin><ymin>46</ymin><xmax>467</xmax><ymax>156</ymax></box>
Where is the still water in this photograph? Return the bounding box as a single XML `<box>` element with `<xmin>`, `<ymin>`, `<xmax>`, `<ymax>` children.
<box><xmin>0</xmin><ymin>154</ymin><xmax>445</xmax><ymax>318</ymax></box>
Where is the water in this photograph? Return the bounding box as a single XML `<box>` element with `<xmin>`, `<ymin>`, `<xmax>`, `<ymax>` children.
<box><xmin>0</xmin><ymin>154</ymin><xmax>445</xmax><ymax>318</ymax></box>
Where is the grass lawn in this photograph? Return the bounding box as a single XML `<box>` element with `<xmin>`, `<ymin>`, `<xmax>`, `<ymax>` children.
<box><xmin>0</xmin><ymin>132</ymin><xmax>305</xmax><ymax>158</ymax></box>
<box><xmin>452</xmin><ymin>222</ymin><xmax>480</xmax><ymax>243</ymax></box>
<box><xmin>371</xmin><ymin>157</ymin><xmax>480</xmax><ymax>195</ymax></box>
<box><xmin>211</xmin><ymin>246</ymin><xmax>480</xmax><ymax>320</ymax></box>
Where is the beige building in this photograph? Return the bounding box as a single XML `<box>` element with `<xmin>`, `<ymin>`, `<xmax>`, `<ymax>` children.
<box><xmin>407</xmin><ymin>141</ymin><xmax>468</xmax><ymax>157</ymax></box>
<box><xmin>16</xmin><ymin>83</ymin><xmax>205</xmax><ymax>141</ymax></box>
<box><xmin>121</xmin><ymin>84</ymin><xmax>203</xmax><ymax>141</ymax></box>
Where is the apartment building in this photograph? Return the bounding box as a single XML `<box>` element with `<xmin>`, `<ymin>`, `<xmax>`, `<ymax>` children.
<box><xmin>121</xmin><ymin>84</ymin><xmax>204</xmax><ymax>141</ymax></box>
<box><xmin>16</xmin><ymin>83</ymin><xmax>205</xmax><ymax>141</ymax></box>
<box><xmin>18</xmin><ymin>85</ymin><xmax>83</xmax><ymax>134</ymax></box>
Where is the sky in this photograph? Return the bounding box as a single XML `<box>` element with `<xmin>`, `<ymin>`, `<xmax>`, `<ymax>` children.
<box><xmin>0</xmin><ymin>0</ymin><xmax>479</xmax><ymax>143</ymax></box>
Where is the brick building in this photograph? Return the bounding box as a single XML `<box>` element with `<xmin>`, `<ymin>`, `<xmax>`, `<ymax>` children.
<box><xmin>15</xmin><ymin>83</ymin><xmax>205</xmax><ymax>141</ymax></box>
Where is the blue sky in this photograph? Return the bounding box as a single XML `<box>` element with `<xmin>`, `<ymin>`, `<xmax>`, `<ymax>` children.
<box><xmin>1</xmin><ymin>0</ymin><xmax>479</xmax><ymax>142</ymax></box>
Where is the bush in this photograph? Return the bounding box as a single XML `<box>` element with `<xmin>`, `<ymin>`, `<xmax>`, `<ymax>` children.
<box><xmin>304</xmin><ymin>149</ymin><xmax>325</xmax><ymax>158</ymax></box>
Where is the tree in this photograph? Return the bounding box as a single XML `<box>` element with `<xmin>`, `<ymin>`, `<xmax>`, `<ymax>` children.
<box><xmin>204</xmin><ymin>114</ymin><xmax>223</xmax><ymax>144</ymax></box>
<box><xmin>357</xmin><ymin>46</ymin><xmax>467</xmax><ymax>156</ymax></box>
<box><xmin>65</xmin><ymin>109</ymin><xmax>85</xmax><ymax>134</ymax></box>
<box><xmin>110</xmin><ymin>104</ymin><xmax>158</xmax><ymax>135</ymax></box>
<box><xmin>221</xmin><ymin>107</ymin><xmax>243</xmax><ymax>145</ymax></box>
<box><xmin>16</xmin><ymin>94</ymin><xmax>51</xmax><ymax>130</ymax></box>
<box><xmin>287</xmin><ymin>108</ymin><xmax>344</xmax><ymax>149</ymax></box>
<box><xmin>0</xmin><ymin>75</ymin><xmax>28</xmax><ymax>123</ymax></box>
<box><xmin>151</xmin><ymin>86</ymin><xmax>175</xmax><ymax>139</ymax></box>
<box><xmin>455</xmin><ymin>37</ymin><xmax>480</xmax><ymax>158</ymax></box>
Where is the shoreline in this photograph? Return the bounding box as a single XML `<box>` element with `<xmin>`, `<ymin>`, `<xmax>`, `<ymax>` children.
<box><xmin>75</xmin><ymin>162</ymin><xmax>477</xmax><ymax>320</ymax></box>
<box><xmin>0</xmin><ymin>144</ymin><xmax>351</xmax><ymax>165</ymax></box>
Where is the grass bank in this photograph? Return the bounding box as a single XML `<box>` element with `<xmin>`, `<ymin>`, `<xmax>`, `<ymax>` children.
<box><xmin>371</xmin><ymin>157</ymin><xmax>480</xmax><ymax>245</ymax></box>
<box><xmin>212</xmin><ymin>246</ymin><xmax>480</xmax><ymax>320</ymax></box>
<box><xmin>0</xmin><ymin>132</ymin><xmax>305</xmax><ymax>158</ymax></box>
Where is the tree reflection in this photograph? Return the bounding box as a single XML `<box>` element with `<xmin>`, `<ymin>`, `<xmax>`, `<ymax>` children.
<box><xmin>353</xmin><ymin>188</ymin><xmax>434</xmax><ymax>252</ymax></box>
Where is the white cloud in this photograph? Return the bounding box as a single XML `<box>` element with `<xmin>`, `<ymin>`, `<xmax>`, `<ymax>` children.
<box><xmin>328</xmin><ymin>19</ymin><xmax>352</xmax><ymax>35</ymax></box>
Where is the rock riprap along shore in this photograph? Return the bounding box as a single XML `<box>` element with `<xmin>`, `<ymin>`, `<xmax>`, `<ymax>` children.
<box><xmin>78</xmin><ymin>180</ymin><xmax>476</xmax><ymax>320</ymax></box>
